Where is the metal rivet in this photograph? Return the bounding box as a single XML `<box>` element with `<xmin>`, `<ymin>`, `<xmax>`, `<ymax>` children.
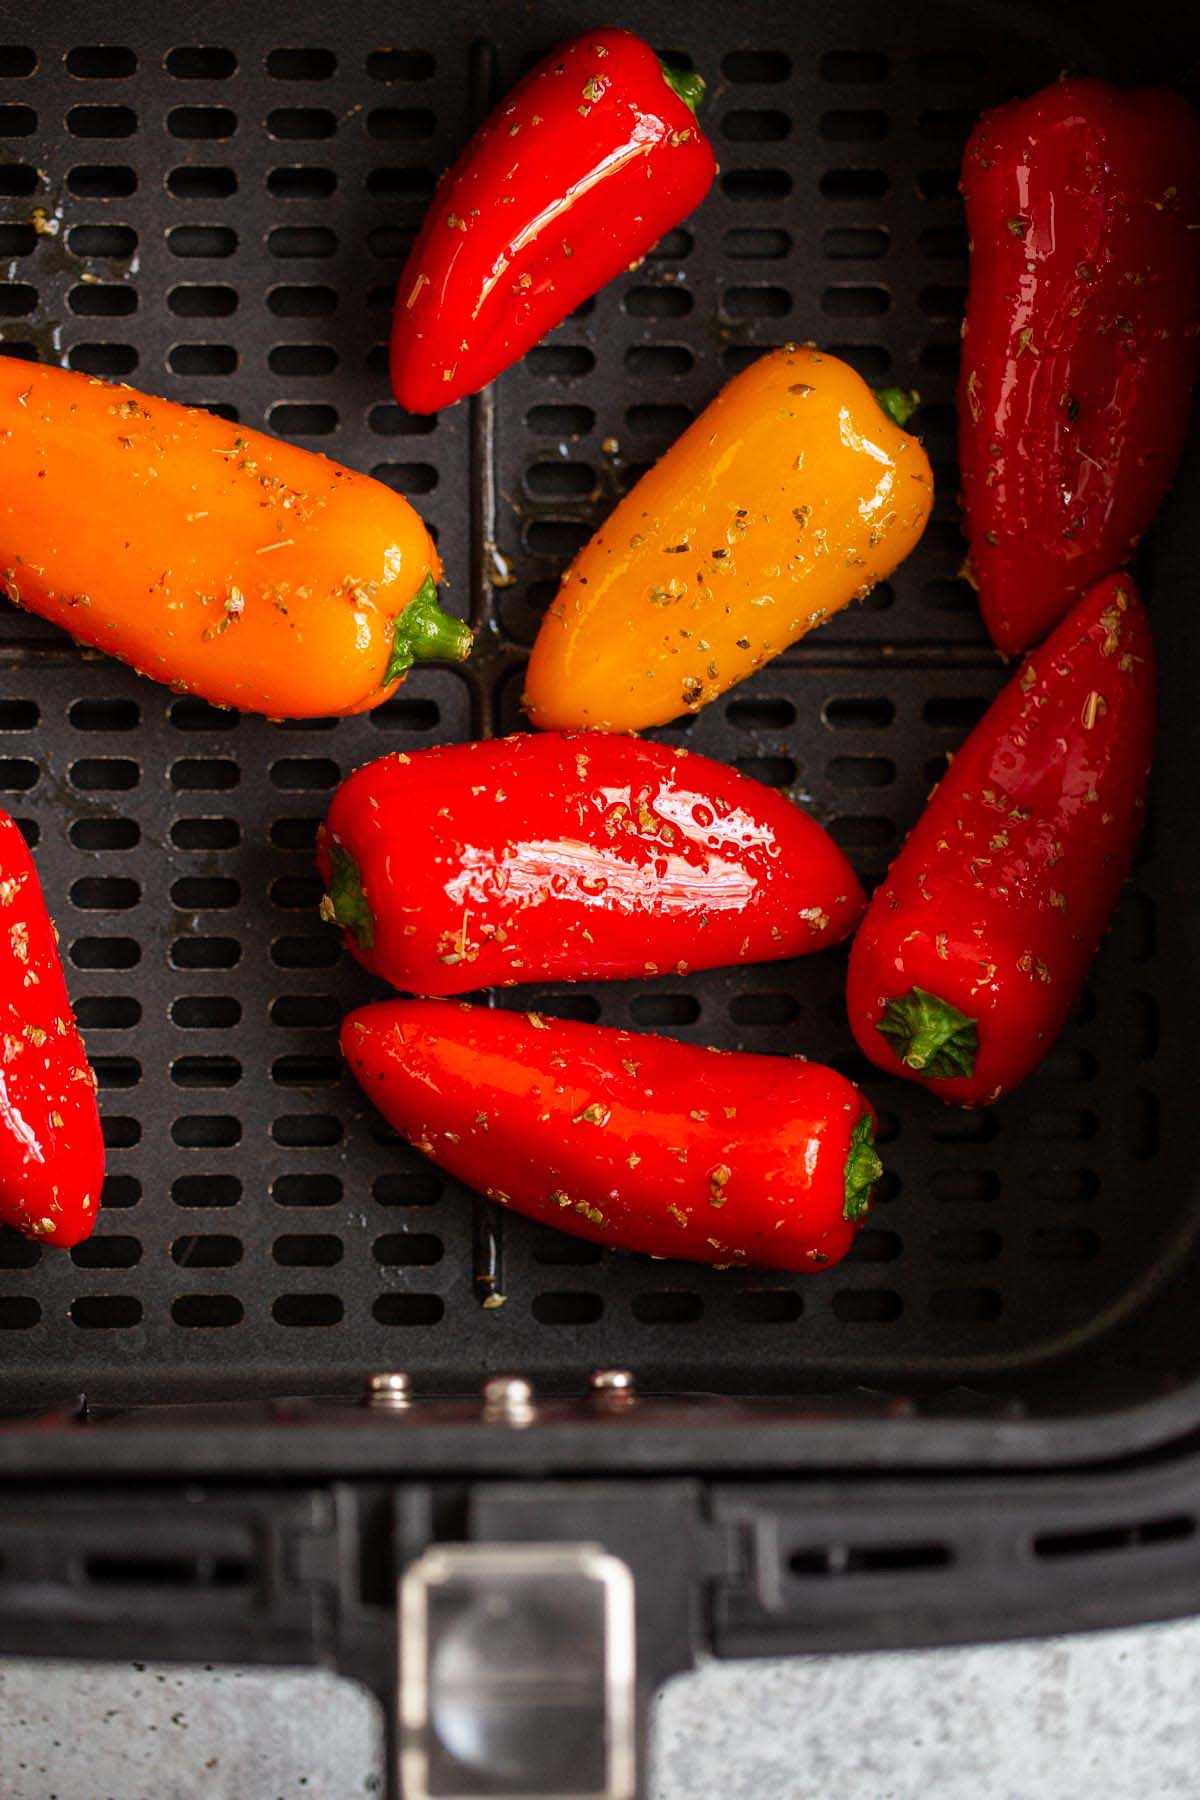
<box><xmin>589</xmin><ymin>1368</ymin><xmax>636</xmax><ymax>1400</ymax></box>
<box><xmin>482</xmin><ymin>1374</ymin><xmax>535</xmax><ymax>1425</ymax></box>
<box><xmin>365</xmin><ymin>1371</ymin><xmax>411</xmax><ymax>1410</ymax></box>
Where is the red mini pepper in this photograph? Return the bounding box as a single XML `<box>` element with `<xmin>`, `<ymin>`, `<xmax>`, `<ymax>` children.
<box><xmin>847</xmin><ymin>574</ymin><xmax>1154</xmax><ymax>1106</ymax></box>
<box><xmin>317</xmin><ymin>732</ymin><xmax>864</xmax><ymax>994</ymax></box>
<box><xmin>343</xmin><ymin>1000</ymin><xmax>882</xmax><ymax>1270</ymax></box>
<box><xmin>0</xmin><ymin>811</ymin><xmax>103</xmax><ymax>1245</ymax></box>
<box><xmin>389</xmin><ymin>28</ymin><xmax>715</xmax><ymax>413</ymax></box>
<box><xmin>959</xmin><ymin>77</ymin><xmax>1200</xmax><ymax>654</ymax></box>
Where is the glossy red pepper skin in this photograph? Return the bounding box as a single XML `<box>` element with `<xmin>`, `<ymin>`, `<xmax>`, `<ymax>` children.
<box><xmin>847</xmin><ymin>575</ymin><xmax>1155</xmax><ymax>1107</ymax></box>
<box><xmin>317</xmin><ymin>732</ymin><xmax>864</xmax><ymax>995</ymax></box>
<box><xmin>959</xmin><ymin>77</ymin><xmax>1200</xmax><ymax>654</ymax></box>
<box><xmin>343</xmin><ymin>1001</ymin><xmax>881</xmax><ymax>1270</ymax></box>
<box><xmin>389</xmin><ymin>29</ymin><xmax>715</xmax><ymax>413</ymax></box>
<box><xmin>0</xmin><ymin>812</ymin><xmax>103</xmax><ymax>1245</ymax></box>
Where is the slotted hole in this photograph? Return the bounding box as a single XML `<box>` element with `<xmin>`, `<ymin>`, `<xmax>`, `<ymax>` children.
<box><xmin>820</xmin><ymin>169</ymin><xmax>888</xmax><ymax>200</ymax></box>
<box><xmin>733</xmin><ymin>755</ymin><xmax>796</xmax><ymax>788</ymax></box>
<box><xmin>101</xmin><ymin>1174</ymin><xmax>140</xmax><ymax>1209</ymax></box>
<box><xmin>71</xmin><ymin>1295</ymin><xmax>142</xmax><ymax>1329</ymax></box>
<box><xmin>66</xmin><ymin>276</ymin><xmax>138</xmax><ymax>317</ymax></box>
<box><xmin>0</xmin><ymin>285</ymin><xmax>36</xmax><ymax>317</ymax></box>
<box><xmin>269</xmin><ymin>402</ymin><xmax>338</xmax><ymax>436</ymax></box>
<box><xmin>274</xmin><ymin>1234</ymin><xmax>343</xmax><ymax>1268</ymax></box>
<box><xmin>727</xmin><ymin>696</ymin><xmax>795</xmax><ymax>730</ymax></box>
<box><xmin>74</xmin><ymin>996</ymin><xmax>141</xmax><ymax>1030</ymax></box>
<box><xmin>632</xmin><ymin>1292</ymin><xmax>703</xmax><ymax>1324</ymax></box>
<box><xmin>273</xmin><ymin>1293</ymin><xmax>343</xmax><ymax>1327</ymax></box>
<box><xmin>172</xmin><ymin>1055</ymin><xmax>241</xmax><ymax>1089</ymax></box>
<box><xmin>273</xmin><ymin>1173</ymin><xmax>342</xmax><ymax>1208</ymax></box>
<box><xmin>71</xmin><ymin>936</ymin><xmax>140</xmax><ymax>970</ymax></box>
<box><xmin>729</xmin><ymin>992</ymin><xmax>799</xmax><ymax>1026</ymax></box>
<box><xmin>272</xmin><ymin>1054</ymin><xmax>340</xmax><ymax>1087</ymax></box>
<box><xmin>102</xmin><ymin>1116</ymin><xmax>141</xmax><ymax>1148</ymax></box>
<box><xmin>532</xmin><ymin>1233</ymin><xmax>604</xmax><ymax>1268</ymax></box>
<box><xmin>171</xmin><ymin>818</ymin><xmax>240</xmax><ymax>850</ymax></box>
<box><xmin>532</xmin><ymin>1292</ymin><xmax>604</xmax><ymax>1325</ymax></box>
<box><xmin>268</xmin><ymin>284</ymin><xmax>337</xmax><ymax>317</ymax></box>
<box><xmin>70</xmin><ymin>876</ymin><xmax>139</xmax><ymax>910</ymax></box>
<box><xmin>0</xmin><ymin>1238</ymin><xmax>41</xmax><ymax>1269</ymax></box>
<box><xmin>832</xmin><ymin>1289</ymin><xmax>902</xmax><ymax>1323</ymax></box>
<box><xmin>268</xmin><ymin>225</ymin><xmax>337</xmax><ymax>258</ymax></box>
<box><xmin>624</xmin><ymin>286</ymin><xmax>694</xmax><ymax>319</ymax></box>
<box><xmin>0</xmin><ymin>47</ymin><xmax>36</xmax><ymax>76</ymax></box>
<box><xmin>629</xmin><ymin>993</ymin><xmax>700</xmax><ymax>1027</ymax></box>
<box><xmin>369</xmin><ymin>696</ymin><xmax>440</xmax><ymax>732</ymax></box>
<box><xmin>168</xmin><ymin>106</ymin><xmax>236</xmax><ymax>140</ymax></box>
<box><xmin>821</xmin><ymin>109</ymin><xmax>889</xmax><ymax>141</ymax></box>
<box><xmin>0</xmin><ymin>757</ymin><xmax>38</xmax><ymax>790</ymax></box>
<box><xmin>172</xmin><ymin>1115</ymin><xmax>241</xmax><ymax>1148</ymax></box>
<box><xmin>723</xmin><ymin>108</ymin><xmax>790</xmax><ymax>142</ymax></box>
<box><xmin>368</xmin><ymin>106</ymin><xmax>436</xmax><ymax>139</ymax></box>
<box><xmin>268</xmin><ymin>107</ymin><xmax>337</xmax><ymax>140</ymax></box>
<box><xmin>173</xmin><ymin>1175</ymin><xmax>241</xmax><ymax>1208</ymax></box>
<box><xmin>273</xmin><ymin>1113</ymin><xmax>342</xmax><ymax>1147</ymax></box>
<box><xmin>267</xmin><ymin>47</ymin><xmax>337</xmax><ymax>80</ymax></box>
<box><xmin>268</xmin><ymin>166</ymin><xmax>337</xmax><ymax>198</ymax></box>
<box><xmin>168</xmin><ymin>284</ymin><xmax>237</xmax><ymax>317</ymax></box>
<box><xmin>169</xmin><ymin>344</ymin><xmax>237</xmax><ymax>375</ymax></box>
<box><xmin>166</xmin><ymin>47</ymin><xmax>237</xmax><ymax>79</ymax></box>
<box><xmin>820</xmin><ymin>50</ymin><xmax>888</xmax><ymax>82</ymax></box>
<box><xmin>366</xmin><ymin>167</ymin><xmax>434</xmax><ymax>199</ymax></box>
<box><xmin>270</xmin><ymin>875</ymin><xmax>322</xmax><ymax>912</ymax></box>
<box><xmin>526</xmin><ymin>403</ymin><xmax>595</xmax><ymax>437</ymax></box>
<box><xmin>70</xmin><ymin>817</ymin><xmax>140</xmax><ymax>851</ymax></box>
<box><xmin>527</xmin><ymin>344</ymin><xmax>595</xmax><ymax>379</ymax></box>
<box><xmin>525</xmin><ymin>462</ymin><xmax>596</xmax><ymax>500</ymax></box>
<box><xmin>789</xmin><ymin>1541</ymin><xmax>950</xmax><ymax>1577</ymax></box>
<box><xmin>172</xmin><ymin>1295</ymin><xmax>243</xmax><ymax>1327</ymax></box>
<box><xmin>930</xmin><ymin>1287</ymin><xmax>1003</xmax><ymax>1322</ymax></box>
<box><xmin>0</xmin><ymin>165</ymin><xmax>38</xmax><ymax>195</ymax></box>
<box><xmin>372</xmin><ymin>462</ymin><xmax>438</xmax><ymax>495</ymax></box>
<box><xmin>167</xmin><ymin>166</ymin><xmax>237</xmax><ymax>199</ymax></box>
<box><xmin>730</xmin><ymin>1290</ymin><xmax>803</xmax><ymax>1324</ymax></box>
<box><xmin>373</xmin><ymin>1233</ymin><xmax>444</xmax><ymax>1267</ymax></box>
<box><xmin>172</xmin><ymin>996</ymin><xmax>241</xmax><ymax>1029</ymax></box>
<box><xmin>85</xmin><ymin>1066</ymin><xmax>141</xmax><ymax>1111</ymax></box>
<box><xmin>722</xmin><ymin>50</ymin><xmax>790</xmax><ymax>82</ymax></box>
<box><xmin>68</xmin><ymin>343</ymin><xmax>139</xmax><ymax>374</ymax></box>
<box><xmin>930</xmin><ymin>1227</ymin><xmax>1002</xmax><ymax>1265</ymax></box>
<box><xmin>373</xmin><ymin>1171</ymin><xmax>441</xmax><ymax>1207</ymax></box>
<box><xmin>167</xmin><ymin>225</ymin><xmax>237</xmax><ymax>258</ymax></box>
<box><xmin>171</xmin><ymin>757</ymin><xmax>239</xmax><ymax>790</ymax></box>
<box><xmin>830</xmin><ymin>755</ymin><xmax>895</xmax><ymax>788</ymax></box>
<box><xmin>170</xmin><ymin>936</ymin><xmax>241</xmax><ymax>970</ymax></box>
<box><xmin>373</xmin><ymin>1294</ymin><xmax>444</xmax><ymax>1325</ymax></box>
<box><xmin>524</xmin><ymin>992</ymin><xmax>601</xmax><ymax>1024</ymax></box>
<box><xmin>71</xmin><ymin>1236</ymin><xmax>141</xmax><ymax>1269</ymax></box>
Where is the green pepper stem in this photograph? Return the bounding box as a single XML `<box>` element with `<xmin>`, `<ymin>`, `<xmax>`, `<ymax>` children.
<box><xmin>323</xmin><ymin>845</ymin><xmax>375</xmax><ymax>953</ymax></box>
<box><xmin>874</xmin><ymin>386</ymin><xmax>921</xmax><ymax>430</ymax></box>
<box><xmin>384</xmin><ymin>573</ymin><xmax>474</xmax><ymax>686</ymax></box>
<box><xmin>659</xmin><ymin>60</ymin><xmax>706</xmax><ymax>115</ymax></box>
<box><xmin>844</xmin><ymin>1112</ymin><xmax>883</xmax><ymax>1224</ymax></box>
<box><xmin>877</xmin><ymin>986</ymin><xmax>979</xmax><ymax>1081</ymax></box>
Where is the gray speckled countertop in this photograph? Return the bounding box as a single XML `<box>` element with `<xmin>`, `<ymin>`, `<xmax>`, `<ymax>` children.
<box><xmin>2</xmin><ymin>1616</ymin><xmax>1198</xmax><ymax>1799</ymax></box>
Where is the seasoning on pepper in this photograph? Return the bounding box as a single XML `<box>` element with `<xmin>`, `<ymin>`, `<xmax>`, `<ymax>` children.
<box><xmin>523</xmin><ymin>346</ymin><xmax>933</xmax><ymax>732</ymax></box>
<box><xmin>958</xmin><ymin>76</ymin><xmax>1200</xmax><ymax>653</ymax></box>
<box><xmin>846</xmin><ymin>574</ymin><xmax>1155</xmax><ymax>1106</ymax></box>
<box><xmin>317</xmin><ymin>732</ymin><xmax>864</xmax><ymax>994</ymax></box>
<box><xmin>343</xmin><ymin>1000</ymin><xmax>882</xmax><ymax>1270</ymax></box>
<box><xmin>0</xmin><ymin>361</ymin><xmax>471</xmax><ymax>717</ymax></box>
<box><xmin>390</xmin><ymin>27</ymin><xmax>716</xmax><ymax>412</ymax></box>
<box><xmin>0</xmin><ymin>811</ymin><xmax>103</xmax><ymax>1246</ymax></box>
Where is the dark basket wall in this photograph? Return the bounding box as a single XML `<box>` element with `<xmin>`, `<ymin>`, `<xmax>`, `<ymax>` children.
<box><xmin>0</xmin><ymin>0</ymin><xmax>1199</xmax><ymax>1411</ymax></box>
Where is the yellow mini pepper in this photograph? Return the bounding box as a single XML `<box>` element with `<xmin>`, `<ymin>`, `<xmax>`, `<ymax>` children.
<box><xmin>524</xmin><ymin>345</ymin><xmax>934</xmax><ymax>732</ymax></box>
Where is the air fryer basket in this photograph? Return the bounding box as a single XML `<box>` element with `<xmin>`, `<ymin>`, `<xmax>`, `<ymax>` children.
<box><xmin>2</xmin><ymin>0</ymin><xmax>1198</xmax><ymax>1428</ymax></box>
<box><xmin>5</xmin><ymin>6</ymin><xmax>1200</xmax><ymax>1795</ymax></box>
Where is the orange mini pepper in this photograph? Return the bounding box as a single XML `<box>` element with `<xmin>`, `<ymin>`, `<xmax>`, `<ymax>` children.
<box><xmin>0</xmin><ymin>362</ymin><xmax>471</xmax><ymax>718</ymax></box>
<box><xmin>524</xmin><ymin>346</ymin><xmax>933</xmax><ymax>732</ymax></box>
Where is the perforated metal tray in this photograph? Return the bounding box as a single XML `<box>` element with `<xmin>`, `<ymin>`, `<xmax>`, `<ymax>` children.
<box><xmin>0</xmin><ymin>0</ymin><xmax>1198</xmax><ymax>1420</ymax></box>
